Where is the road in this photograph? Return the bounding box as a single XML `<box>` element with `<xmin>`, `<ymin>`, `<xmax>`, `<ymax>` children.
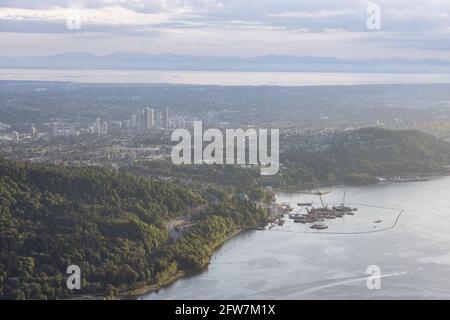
<box><xmin>167</xmin><ymin>215</ymin><xmax>191</xmax><ymax>241</ymax></box>
<box><xmin>166</xmin><ymin>193</ymin><xmax>221</xmax><ymax>241</ymax></box>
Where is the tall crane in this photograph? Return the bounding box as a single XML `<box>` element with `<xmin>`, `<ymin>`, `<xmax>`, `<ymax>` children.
<box><xmin>313</xmin><ymin>190</ymin><xmax>330</xmax><ymax>208</ymax></box>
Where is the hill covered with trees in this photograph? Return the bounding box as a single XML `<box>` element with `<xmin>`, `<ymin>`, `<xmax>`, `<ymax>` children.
<box><xmin>270</xmin><ymin>128</ymin><xmax>450</xmax><ymax>188</ymax></box>
<box><xmin>0</xmin><ymin>160</ymin><xmax>270</xmax><ymax>299</ymax></box>
<box><xmin>125</xmin><ymin>128</ymin><xmax>450</xmax><ymax>190</ymax></box>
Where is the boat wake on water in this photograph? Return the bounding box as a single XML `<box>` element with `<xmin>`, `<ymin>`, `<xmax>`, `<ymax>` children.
<box><xmin>241</xmin><ymin>270</ymin><xmax>411</xmax><ymax>298</ymax></box>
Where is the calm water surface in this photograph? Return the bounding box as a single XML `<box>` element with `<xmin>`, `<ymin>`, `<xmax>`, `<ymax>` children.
<box><xmin>143</xmin><ymin>177</ymin><xmax>450</xmax><ymax>299</ymax></box>
<box><xmin>2</xmin><ymin>69</ymin><xmax>450</xmax><ymax>86</ymax></box>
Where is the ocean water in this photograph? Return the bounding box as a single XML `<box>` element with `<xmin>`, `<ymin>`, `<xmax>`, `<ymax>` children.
<box><xmin>2</xmin><ymin>69</ymin><xmax>450</xmax><ymax>86</ymax></box>
<box><xmin>143</xmin><ymin>176</ymin><xmax>450</xmax><ymax>299</ymax></box>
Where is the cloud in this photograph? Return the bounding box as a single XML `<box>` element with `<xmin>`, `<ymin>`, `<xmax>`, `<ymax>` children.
<box><xmin>0</xmin><ymin>5</ymin><xmax>178</xmax><ymax>26</ymax></box>
<box><xmin>0</xmin><ymin>0</ymin><xmax>450</xmax><ymax>58</ymax></box>
<box><xmin>270</xmin><ymin>9</ymin><xmax>358</xmax><ymax>18</ymax></box>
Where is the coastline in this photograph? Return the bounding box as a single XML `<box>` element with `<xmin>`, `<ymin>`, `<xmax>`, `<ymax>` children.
<box><xmin>268</xmin><ymin>172</ymin><xmax>450</xmax><ymax>193</ymax></box>
<box><xmin>119</xmin><ymin>271</ymin><xmax>186</xmax><ymax>299</ymax></box>
<box><xmin>119</xmin><ymin>228</ymin><xmax>245</xmax><ymax>300</ymax></box>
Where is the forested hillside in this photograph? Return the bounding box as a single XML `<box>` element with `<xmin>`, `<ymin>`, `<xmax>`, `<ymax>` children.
<box><xmin>271</xmin><ymin>128</ymin><xmax>450</xmax><ymax>188</ymax></box>
<box><xmin>0</xmin><ymin>160</ymin><xmax>269</xmax><ymax>299</ymax></box>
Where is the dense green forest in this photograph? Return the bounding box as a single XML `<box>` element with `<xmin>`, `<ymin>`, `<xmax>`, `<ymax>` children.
<box><xmin>123</xmin><ymin>161</ymin><xmax>273</xmax><ymax>202</ymax></box>
<box><xmin>264</xmin><ymin>128</ymin><xmax>450</xmax><ymax>188</ymax></box>
<box><xmin>124</xmin><ymin>161</ymin><xmax>259</xmax><ymax>188</ymax></box>
<box><xmin>0</xmin><ymin>160</ymin><xmax>270</xmax><ymax>299</ymax></box>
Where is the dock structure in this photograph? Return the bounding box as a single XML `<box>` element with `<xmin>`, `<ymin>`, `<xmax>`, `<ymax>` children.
<box><xmin>287</xmin><ymin>190</ymin><xmax>358</xmax><ymax>228</ymax></box>
<box><xmin>263</xmin><ymin>191</ymin><xmax>359</xmax><ymax>231</ymax></box>
<box><xmin>268</xmin><ymin>203</ymin><xmax>286</xmax><ymax>221</ymax></box>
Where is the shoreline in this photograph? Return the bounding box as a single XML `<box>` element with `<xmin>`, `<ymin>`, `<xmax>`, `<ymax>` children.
<box><xmin>269</xmin><ymin>172</ymin><xmax>450</xmax><ymax>193</ymax></box>
<box><xmin>118</xmin><ymin>271</ymin><xmax>186</xmax><ymax>299</ymax></box>
<box><xmin>119</xmin><ymin>228</ymin><xmax>245</xmax><ymax>300</ymax></box>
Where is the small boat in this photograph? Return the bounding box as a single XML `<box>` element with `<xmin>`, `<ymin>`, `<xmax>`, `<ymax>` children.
<box><xmin>298</xmin><ymin>202</ymin><xmax>312</xmax><ymax>206</ymax></box>
<box><xmin>294</xmin><ymin>214</ymin><xmax>320</xmax><ymax>223</ymax></box>
<box><xmin>277</xmin><ymin>219</ymin><xmax>285</xmax><ymax>226</ymax></box>
<box><xmin>346</xmin><ymin>211</ymin><xmax>355</xmax><ymax>216</ymax></box>
<box><xmin>293</xmin><ymin>216</ymin><xmax>308</xmax><ymax>224</ymax></box>
<box><xmin>310</xmin><ymin>223</ymin><xmax>328</xmax><ymax>230</ymax></box>
<box><xmin>307</xmin><ymin>207</ymin><xmax>336</xmax><ymax>215</ymax></box>
<box><xmin>333</xmin><ymin>205</ymin><xmax>352</xmax><ymax>212</ymax></box>
<box><xmin>333</xmin><ymin>192</ymin><xmax>356</xmax><ymax>214</ymax></box>
<box><xmin>335</xmin><ymin>211</ymin><xmax>345</xmax><ymax>218</ymax></box>
<box><xmin>374</xmin><ymin>220</ymin><xmax>382</xmax><ymax>224</ymax></box>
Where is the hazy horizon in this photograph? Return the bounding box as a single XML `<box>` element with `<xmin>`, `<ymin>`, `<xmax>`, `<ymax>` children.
<box><xmin>1</xmin><ymin>1</ymin><xmax>450</xmax><ymax>60</ymax></box>
<box><xmin>2</xmin><ymin>52</ymin><xmax>450</xmax><ymax>74</ymax></box>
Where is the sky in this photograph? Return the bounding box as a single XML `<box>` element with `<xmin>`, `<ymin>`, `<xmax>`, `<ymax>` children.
<box><xmin>1</xmin><ymin>0</ymin><xmax>450</xmax><ymax>59</ymax></box>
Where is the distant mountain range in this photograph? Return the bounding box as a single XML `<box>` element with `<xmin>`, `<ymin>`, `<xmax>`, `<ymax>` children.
<box><xmin>1</xmin><ymin>52</ymin><xmax>450</xmax><ymax>73</ymax></box>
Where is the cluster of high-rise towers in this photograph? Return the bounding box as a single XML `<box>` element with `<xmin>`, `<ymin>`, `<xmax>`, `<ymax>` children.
<box><xmin>131</xmin><ymin>107</ymin><xmax>171</xmax><ymax>130</ymax></box>
<box><xmin>51</xmin><ymin>107</ymin><xmax>179</xmax><ymax>138</ymax></box>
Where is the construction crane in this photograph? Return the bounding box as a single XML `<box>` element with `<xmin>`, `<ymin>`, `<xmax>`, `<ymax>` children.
<box><xmin>313</xmin><ymin>190</ymin><xmax>330</xmax><ymax>208</ymax></box>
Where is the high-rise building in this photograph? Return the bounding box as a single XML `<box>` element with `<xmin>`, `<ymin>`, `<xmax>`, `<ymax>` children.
<box><xmin>136</xmin><ymin>112</ymin><xmax>141</xmax><ymax>129</ymax></box>
<box><xmin>12</xmin><ymin>131</ymin><xmax>20</xmax><ymax>142</ymax></box>
<box><xmin>111</xmin><ymin>121</ymin><xmax>122</xmax><ymax>130</ymax></box>
<box><xmin>101</xmin><ymin>121</ymin><xmax>108</xmax><ymax>135</ymax></box>
<box><xmin>30</xmin><ymin>124</ymin><xmax>37</xmax><ymax>137</ymax></box>
<box><xmin>122</xmin><ymin>120</ymin><xmax>131</xmax><ymax>129</ymax></box>
<box><xmin>165</xmin><ymin>107</ymin><xmax>169</xmax><ymax>129</ymax></box>
<box><xmin>140</xmin><ymin>110</ymin><xmax>146</xmax><ymax>129</ymax></box>
<box><xmin>131</xmin><ymin>113</ymin><xmax>138</xmax><ymax>128</ymax></box>
<box><xmin>143</xmin><ymin>107</ymin><xmax>155</xmax><ymax>129</ymax></box>
<box><xmin>95</xmin><ymin>118</ymin><xmax>102</xmax><ymax>134</ymax></box>
<box><xmin>144</xmin><ymin>107</ymin><xmax>150</xmax><ymax>129</ymax></box>
<box><xmin>157</xmin><ymin>111</ymin><xmax>163</xmax><ymax>127</ymax></box>
<box><xmin>149</xmin><ymin>108</ymin><xmax>155</xmax><ymax>128</ymax></box>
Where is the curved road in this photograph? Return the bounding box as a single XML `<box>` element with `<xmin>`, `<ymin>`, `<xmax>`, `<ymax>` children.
<box><xmin>166</xmin><ymin>215</ymin><xmax>191</xmax><ymax>241</ymax></box>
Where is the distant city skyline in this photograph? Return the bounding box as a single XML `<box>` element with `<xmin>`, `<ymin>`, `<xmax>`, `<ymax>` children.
<box><xmin>1</xmin><ymin>0</ymin><xmax>450</xmax><ymax>60</ymax></box>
